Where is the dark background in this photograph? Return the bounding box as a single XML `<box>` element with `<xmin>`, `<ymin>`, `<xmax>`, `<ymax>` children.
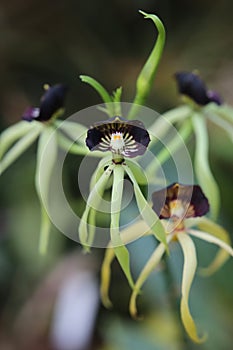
<box><xmin>0</xmin><ymin>1</ymin><xmax>233</xmax><ymax>349</ymax></box>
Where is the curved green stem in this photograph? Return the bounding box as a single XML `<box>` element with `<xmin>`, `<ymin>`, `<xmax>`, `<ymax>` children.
<box><xmin>128</xmin><ymin>11</ymin><xmax>166</xmax><ymax>119</ymax></box>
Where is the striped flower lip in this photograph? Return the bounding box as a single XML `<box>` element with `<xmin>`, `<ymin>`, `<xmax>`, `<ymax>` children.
<box><xmin>22</xmin><ymin>84</ymin><xmax>68</xmax><ymax>122</ymax></box>
<box><xmin>175</xmin><ymin>72</ymin><xmax>222</xmax><ymax>106</ymax></box>
<box><xmin>152</xmin><ymin>183</ymin><xmax>209</xmax><ymax>220</ymax></box>
<box><xmin>86</xmin><ymin>116</ymin><xmax>150</xmax><ymax>158</ymax></box>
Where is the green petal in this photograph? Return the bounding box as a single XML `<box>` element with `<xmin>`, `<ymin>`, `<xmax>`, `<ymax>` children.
<box><xmin>0</xmin><ymin>121</ymin><xmax>35</xmax><ymax>159</ymax></box>
<box><xmin>79</xmin><ymin>163</ymin><xmax>115</xmax><ymax>250</ymax></box>
<box><xmin>192</xmin><ymin>112</ymin><xmax>220</xmax><ymax>219</ymax></box>
<box><xmin>206</xmin><ymin>112</ymin><xmax>233</xmax><ymax>143</ymax></box>
<box><xmin>188</xmin><ymin>217</ymin><xmax>231</xmax><ymax>276</ymax></box>
<box><xmin>100</xmin><ymin>247</ymin><xmax>115</xmax><ymax>308</ymax></box>
<box><xmin>35</xmin><ymin>126</ymin><xmax>58</xmax><ymax>254</ymax></box>
<box><xmin>123</xmin><ymin>163</ymin><xmax>167</xmax><ymax>250</ymax></box>
<box><xmin>111</xmin><ymin>165</ymin><xmax>134</xmax><ymax>289</ymax></box>
<box><xmin>128</xmin><ymin>11</ymin><xmax>166</xmax><ymax>119</ymax></box>
<box><xmin>55</xmin><ymin>120</ymin><xmax>87</xmax><ymax>141</ymax></box>
<box><xmin>129</xmin><ymin>236</ymin><xmax>171</xmax><ymax>318</ymax></box>
<box><xmin>148</xmin><ymin>105</ymin><xmax>191</xmax><ymax>143</ymax></box>
<box><xmin>0</xmin><ymin>124</ymin><xmax>42</xmax><ymax>175</ymax></box>
<box><xmin>146</xmin><ymin>118</ymin><xmax>193</xmax><ymax>180</ymax></box>
<box><xmin>101</xmin><ymin>220</ymin><xmax>151</xmax><ymax>308</ymax></box>
<box><xmin>177</xmin><ymin>233</ymin><xmax>207</xmax><ymax>343</ymax></box>
<box><xmin>188</xmin><ymin>229</ymin><xmax>233</xmax><ymax>259</ymax></box>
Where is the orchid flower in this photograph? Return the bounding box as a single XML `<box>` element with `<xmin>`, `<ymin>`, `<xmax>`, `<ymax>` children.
<box><xmin>79</xmin><ymin>115</ymin><xmax>167</xmax><ymax>289</ymax></box>
<box><xmin>0</xmin><ymin>84</ymin><xmax>92</xmax><ymax>254</ymax></box>
<box><xmin>127</xmin><ymin>183</ymin><xmax>233</xmax><ymax>343</ymax></box>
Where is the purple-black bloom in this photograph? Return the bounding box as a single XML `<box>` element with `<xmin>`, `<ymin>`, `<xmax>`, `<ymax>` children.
<box><xmin>152</xmin><ymin>183</ymin><xmax>209</xmax><ymax>220</ymax></box>
<box><xmin>175</xmin><ymin>72</ymin><xmax>222</xmax><ymax>106</ymax></box>
<box><xmin>86</xmin><ymin>116</ymin><xmax>150</xmax><ymax>158</ymax></box>
<box><xmin>22</xmin><ymin>84</ymin><xmax>68</xmax><ymax>122</ymax></box>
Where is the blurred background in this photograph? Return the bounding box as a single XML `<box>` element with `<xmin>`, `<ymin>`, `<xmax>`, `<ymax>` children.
<box><xmin>0</xmin><ymin>0</ymin><xmax>233</xmax><ymax>349</ymax></box>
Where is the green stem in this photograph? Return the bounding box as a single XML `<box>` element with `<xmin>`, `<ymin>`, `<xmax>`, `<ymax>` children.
<box><xmin>128</xmin><ymin>11</ymin><xmax>166</xmax><ymax>119</ymax></box>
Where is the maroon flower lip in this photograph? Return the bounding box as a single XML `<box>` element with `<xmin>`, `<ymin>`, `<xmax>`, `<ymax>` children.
<box><xmin>175</xmin><ymin>72</ymin><xmax>222</xmax><ymax>106</ymax></box>
<box><xmin>152</xmin><ymin>183</ymin><xmax>209</xmax><ymax>219</ymax></box>
<box><xmin>85</xmin><ymin>116</ymin><xmax>150</xmax><ymax>158</ymax></box>
<box><xmin>22</xmin><ymin>84</ymin><xmax>68</xmax><ymax>122</ymax></box>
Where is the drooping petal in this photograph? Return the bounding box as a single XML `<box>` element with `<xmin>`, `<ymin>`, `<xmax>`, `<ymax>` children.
<box><xmin>79</xmin><ymin>162</ymin><xmax>114</xmax><ymax>251</ymax></box>
<box><xmin>188</xmin><ymin>229</ymin><xmax>233</xmax><ymax>258</ymax></box>
<box><xmin>192</xmin><ymin>217</ymin><xmax>231</xmax><ymax>276</ymax></box>
<box><xmin>86</xmin><ymin>116</ymin><xmax>150</xmax><ymax>158</ymax></box>
<box><xmin>152</xmin><ymin>183</ymin><xmax>209</xmax><ymax>220</ymax></box>
<box><xmin>100</xmin><ymin>220</ymin><xmax>151</xmax><ymax>307</ymax></box>
<box><xmin>192</xmin><ymin>112</ymin><xmax>220</xmax><ymax>219</ymax></box>
<box><xmin>124</xmin><ymin>163</ymin><xmax>167</xmax><ymax>249</ymax></box>
<box><xmin>110</xmin><ymin>165</ymin><xmax>134</xmax><ymax>290</ymax></box>
<box><xmin>177</xmin><ymin>232</ymin><xmax>207</xmax><ymax>343</ymax></box>
<box><xmin>35</xmin><ymin>126</ymin><xmax>58</xmax><ymax>254</ymax></box>
<box><xmin>0</xmin><ymin>124</ymin><xmax>42</xmax><ymax>175</ymax></box>
<box><xmin>0</xmin><ymin>121</ymin><xmax>35</xmax><ymax>159</ymax></box>
<box><xmin>100</xmin><ymin>247</ymin><xmax>115</xmax><ymax>308</ymax></box>
<box><xmin>129</xmin><ymin>235</ymin><xmax>172</xmax><ymax>318</ymax></box>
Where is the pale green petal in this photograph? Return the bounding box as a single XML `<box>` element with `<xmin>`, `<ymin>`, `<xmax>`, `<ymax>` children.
<box><xmin>0</xmin><ymin>125</ymin><xmax>42</xmax><ymax>175</ymax></box>
<box><xmin>123</xmin><ymin>163</ymin><xmax>167</xmax><ymax>249</ymax></box>
<box><xmin>111</xmin><ymin>165</ymin><xmax>134</xmax><ymax>289</ymax></box>
<box><xmin>55</xmin><ymin>120</ymin><xmax>87</xmax><ymax>142</ymax></box>
<box><xmin>0</xmin><ymin>121</ymin><xmax>35</xmax><ymax>159</ymax></box>
<box><xmin>148</xmin><ymin>105</ymin><xmax>191</xmax><ymax>146</ymax></box>
<box><xmin>79</xmin><ymin>163</ymin><xmax>115</xmax><ymax>250</ymax></box>
<box><xmin>101</xmin><ymin>220</ymin><xmax>152</xmax><ymax>308</ymax></box>
<box><xmin>207</xmin><ymin>112</ymin><xmax>233</xmax><ymax>143</ymax></box>
<box><xmin>146</xmin><ymin>119</ymin><xmax>193</xmax><ymax>180</ymax></box>
<box><xmin>178</xmin><ymin>233</ymin><xmax>207</xmax><ymax>343</ymax></box>
<box><xmin>35</xmin><ymin>127</ymin><xmax>58</xmax><ymax>254</ymax></box>
<box><xmin>188</xmin><ymin>229</ymin><xmax>233</xmax><ymax>258</ymax></box>
<box><xmin>129</xmin><ymin>235</ymin><xmax>172</xmax><ymax>318</ymax></box>
<box><xmin>188</xmin><ymin>217</ymin><xmax>231</xmax><ymax>276</ymax></box>
<box><xmin>100</xmin><ymin>247</ymin><xmax>115</xmax><ymax>308</ymax></box>
<box><xmin>192</xmin><ymin>112</ymin><xmax>220</xmax><ymax>219</ymax></box>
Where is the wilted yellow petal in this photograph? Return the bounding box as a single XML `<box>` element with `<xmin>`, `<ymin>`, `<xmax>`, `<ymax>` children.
<box><xmin>129</xmin><ymin>235</ymin><xmax>172</xmax><ymax>318</ymax></box>
<box><xmin>177</xmin><ymin>233</ymin><xmax>207</xmax><ymax>343</ymax></box>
